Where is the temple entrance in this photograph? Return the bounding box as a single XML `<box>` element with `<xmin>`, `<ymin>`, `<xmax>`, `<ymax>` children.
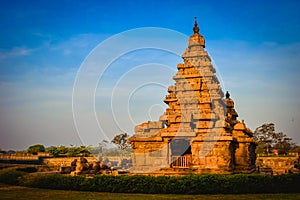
<box><xmin>170</xmin><ymin>139</ymin><xmax>192</xmax><ymax>168</ymax></box>
<box><xmin>170</xmin><ymin>139</ymin><xmax>191</xmax><ymax>156</ymax></box>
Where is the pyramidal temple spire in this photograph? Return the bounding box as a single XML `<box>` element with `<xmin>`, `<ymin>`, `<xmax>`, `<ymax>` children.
<box><xmin>128</xmin><ymin>20</ymin><xmax>256</xmax><ymax>175</ymax></box>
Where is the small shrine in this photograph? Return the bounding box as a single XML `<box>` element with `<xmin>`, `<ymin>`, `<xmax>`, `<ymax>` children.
<box><xmin>128</xmin><ymin>18</ymin><xmax>257</xmax><ymax>175</ymax></box>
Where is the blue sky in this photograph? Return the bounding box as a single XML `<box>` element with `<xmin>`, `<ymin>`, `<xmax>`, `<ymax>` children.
<box><xmin>0</xmin><ymin>0</ymin><xmax>300</xmax><ymax>150</ymax></box>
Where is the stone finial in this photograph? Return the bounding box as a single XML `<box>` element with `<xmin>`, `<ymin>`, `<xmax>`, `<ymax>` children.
<box><xmin>226</xmin><ymin>91</ymin><xmax>230</xmax><ymax>99</ymax></box>
<box><xmin>193</xmin><ymin>17</ymin><xmax>199</xmax><ymax>34</ymax></box>
<box><xmin>188</xmin><ymin>17</ymin><xmax>205</xmax><ymax>48</ymax></box>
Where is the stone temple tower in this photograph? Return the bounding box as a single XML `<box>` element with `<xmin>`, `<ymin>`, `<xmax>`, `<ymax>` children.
<box><xmin>128</xmin><ymin>18</ymin><xmax>256</xmax><ymax>175</ymax></box>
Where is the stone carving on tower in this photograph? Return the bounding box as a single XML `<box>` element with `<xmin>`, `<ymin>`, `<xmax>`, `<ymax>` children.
<box><xmin>128</xmin><ymin>18</ymin><xmax>256</xmax><ymax>174</ymax></box>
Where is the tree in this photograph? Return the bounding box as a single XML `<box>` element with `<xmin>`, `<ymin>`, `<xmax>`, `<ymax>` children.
<box><xmin>98</xmin><ymin>140</ymin><xmax>109</xmax><ymax>157</ymax></box>
<box><xmin>46</xmin><ymin>145</ymin><xmax>91</xmax><ymax>157</ymax></box>
<box><xmin>27</xmin><ymin>144</ymin><xmax>45</xmax><ymax>155</ymax></box>
<box><xmin>67</xmin><ymin>145</ymin><xmax>91</xmax><ymax>157</ymax></box>
<box><xmin>59</xmin><ymin>146</ymin><xmax>69</xmax><ymax>154</ymax></box>
<box><xmin>0</xmin><ymin>149</ymin><xmax>6</xmax><ymax>154</ymax></box>
<box><xmin>7</xmin><ymin>150</ymin><xmax>16</xmax><ymax>154</ymax></box>
<box><xmin>291</xmin><ymin>145</ymin><xmax>300</xmax><ymax>154</ymax></box>
<box><xmin>253</xmin><ymin>123</ymin><xmax>296</xmax><ymax>155</ymax></box>
<box><xmin>46</xmin><ymin>146</ymin><xmax>59</xmax><ymax>156</ymax></box>
<box><xmin>111</xmin><ymin>133</ymin><xmax>130</xmax><ymax>156</ymax></box>
<box><xmin>46</xmin><ymin>145</ymin><xmax>68</xmax><ymax>157</ymax></box>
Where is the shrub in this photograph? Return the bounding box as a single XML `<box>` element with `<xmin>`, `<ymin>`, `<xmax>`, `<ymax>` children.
<box><xmin>5</xmin><ymin>172</ymin><xmax>300</xmax><ymax>194</ymax></box>
<box><xmin>272</xmin><ymin>173</ymin><xmax>300</xmax><ymax>193</ymax></box>
<box><xmin>0</xmin><ymin>167</ymin><xmax>27</xmax><ymax>185</ymax></box>
<box><xmin>19</xmin><ymin>173</ymin><xmax>86</xmax><ymax>190</ymax></box>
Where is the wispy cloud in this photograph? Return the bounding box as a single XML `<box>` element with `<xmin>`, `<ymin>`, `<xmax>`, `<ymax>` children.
<box><xmin>48</xmin><ymin>33</ymin><xmax>109</xmax><ymax>57</ymax></box>
<box><xmin>0</xmin><ymin>46</ymin><xmax>35</xmax><ymax>60</ymax></box>
<box><xmin>207</xmin><ymin>40</ymin><xmax>300</xmax><ymax>144</ymax></box>
<box><xmin>1</xmin><ymin>32</ymin><xmax>300</xmax><ymax>149</ymax></box>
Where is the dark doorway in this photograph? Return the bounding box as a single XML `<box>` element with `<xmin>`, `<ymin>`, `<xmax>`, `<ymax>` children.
<box><xmin>170</xmin><ymin>139</ymin><xmax>191</xmax><ymax>156</ymax></box>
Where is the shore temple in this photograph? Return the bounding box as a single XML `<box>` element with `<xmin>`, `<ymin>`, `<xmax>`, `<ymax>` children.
<box><xmin>128</xmin><ymin>19</ymin><xmax>257</xmax><ymax>175</ymax></box>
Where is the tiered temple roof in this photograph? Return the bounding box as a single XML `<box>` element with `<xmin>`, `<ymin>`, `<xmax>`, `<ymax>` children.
<box><xmin>128</xmin><ymin>18</ymin><xmax>256</xmax><ymax>174</ymax></box>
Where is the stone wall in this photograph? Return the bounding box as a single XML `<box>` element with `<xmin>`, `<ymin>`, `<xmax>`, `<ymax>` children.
<box><xmin>42</xmin><ymin>156</ymin><xmax>131</xmax><ymax>169</ymax></box>
<box><xmin>256</xmin><ymin>155</ymin><xmax>298</xmax><ymax>175</ymax></box>
<box><xmin>43</xmin><ymin>157</ymin><xmax>98</xmax><ymax>170</ymax></box>
<box><xmin>0</xmin><ymin>154</ymin><xmax>39</xmax><ymax>161</ymax></box>
<box><xmin>0</xmin><ymin>154</ymin><xmax>42</xmax><ymax>164</ymax></box>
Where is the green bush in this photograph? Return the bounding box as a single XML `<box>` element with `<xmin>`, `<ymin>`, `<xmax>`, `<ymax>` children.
<box><xmin>0</xmin><ymin>167</ymin><xmax>27</xmax><ymax>185</ymax></box>
<box><xmin>272</xmin><ymin>173</ymin><xmax>300</xmax><ymax>193</ymax></box>
<box><xmin>19</xmin><ymin>173</ymin><xmax>87</xmax><ymax>190</ymax></box>
<box><xmin>6</xmin><ymin>172</ymin><xmax>300</xmax><ymax>194</ymax></box>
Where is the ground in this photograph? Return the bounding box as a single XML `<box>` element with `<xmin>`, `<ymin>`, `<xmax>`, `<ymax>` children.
<box><xmin>1</xmin><ymin>184</ymin><xmax>300</xmax><ymax>200</ymax></box>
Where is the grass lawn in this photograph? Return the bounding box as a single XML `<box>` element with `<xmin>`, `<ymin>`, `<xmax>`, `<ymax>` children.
<box><xmin>1</xmin><ymin>184</ymin><xmax>300</xmax><ymax>200</ymax></box>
